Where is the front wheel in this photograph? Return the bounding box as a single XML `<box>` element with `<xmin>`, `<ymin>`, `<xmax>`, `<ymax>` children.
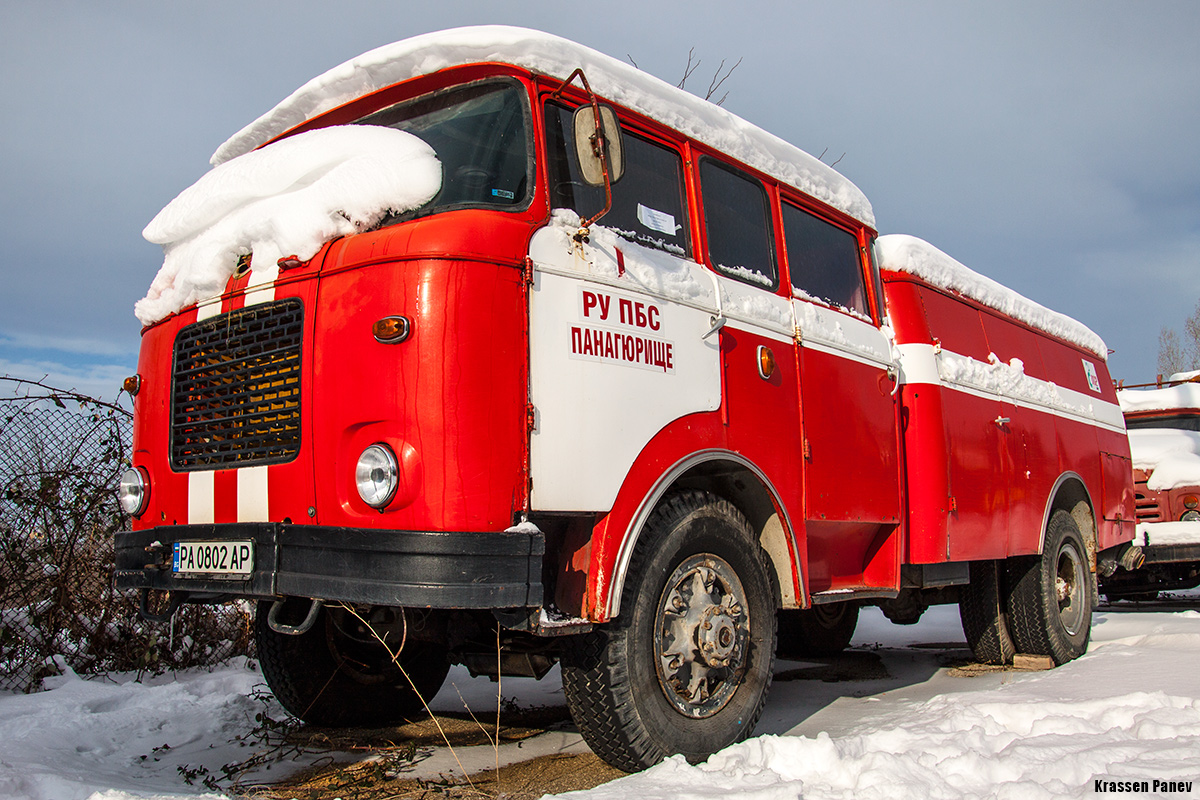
<box><xmin>561</xmin><ymin>492</ymin><xmax>776</xmax><ymax>772</ymax></box>
<box><xmin>255</xmin><ymin>601</ymin><xmax>449</xmax><ymax>727</ymax></box>
<box><xmin>1006</xmin><ymin>510</ymin><xmax>1093</xmax><ymax>665</ymax></box>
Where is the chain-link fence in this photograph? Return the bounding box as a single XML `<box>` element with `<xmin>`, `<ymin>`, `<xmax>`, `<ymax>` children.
<box><xmin>0</xmin><ymin>377</ymin><xmax>252</xmax><ymax>693</ymax></box>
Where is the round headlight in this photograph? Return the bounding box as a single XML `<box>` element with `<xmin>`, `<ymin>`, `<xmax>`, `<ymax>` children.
<box><xmin>118</xmin><ymin>467</ymin><xmax>148</xmax><ymax>516</ymax></box>
<box><xmin>356</xmin><ymin>444</ymin><xmax>398</xmax><ymax>509</ymax></box>
<box><xmin>1181</xmin><ymin>509</ymin><xmax>1200</xmax><ymax>523</ymax></box>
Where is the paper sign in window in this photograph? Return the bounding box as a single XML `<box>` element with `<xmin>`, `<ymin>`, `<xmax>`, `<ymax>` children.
<box><xmin>637</xmin><ymin>204</ymin><xmax>677</xmax><ymax>237</ymax></box>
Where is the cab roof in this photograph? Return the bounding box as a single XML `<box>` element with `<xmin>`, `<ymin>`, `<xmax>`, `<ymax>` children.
<box><xmin>211</xmin><ymin>25</ymin><xmax>875</xmax><ymax>228</ymax></box>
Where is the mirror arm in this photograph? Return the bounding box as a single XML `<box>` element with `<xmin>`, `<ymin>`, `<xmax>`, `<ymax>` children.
<box><xmin>550</xmin><ymin>68</ymin><xmax>615</xmax><ymax>238</ymax></box>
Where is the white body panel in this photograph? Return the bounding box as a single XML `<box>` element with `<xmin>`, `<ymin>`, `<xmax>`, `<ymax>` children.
<box><xmin>528</xmin><ymin>222</ymin><xmax>721</xmax><ymax>511</ymax></box>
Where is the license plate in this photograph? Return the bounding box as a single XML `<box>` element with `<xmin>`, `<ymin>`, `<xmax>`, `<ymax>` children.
<box><xmin>173</xmin><ymin>540</ymin><xmax>254</xmax><ymax>577</ymax></box>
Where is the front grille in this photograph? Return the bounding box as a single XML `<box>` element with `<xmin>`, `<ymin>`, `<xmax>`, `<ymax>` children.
<box><xmin>1134</xmin><ymin>486</ymin><xmax>1163</xmax><ymax>522</ymax></box>
<box><xmin>171</xmin><ymin>299</ymin><xmax>303</xmax><ymax>470</ymax></box>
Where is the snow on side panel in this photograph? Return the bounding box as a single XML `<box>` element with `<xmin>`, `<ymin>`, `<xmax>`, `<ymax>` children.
<box><xmin>793</xmin><ymin>298</ymin><xmax>892</xmax><ymax>366</ymax></box>
<box><xmin>532</xmin><ymin>210</ymin><xmax>716</xmax><ymax>309</ymax></box>
<box><xmin>210</xmin><ymin>26</ymin><xmax>874</xmax><ymax>228</ymax></box>
<box><xmin>876</xmin><ymin>234</ymin><xmax>1107</xmax><ymax>359</ymax></box>
<box><xmin>136</xmin><ymin>126</ymin><xmax>441</xmax><ymax>326</ymax></box>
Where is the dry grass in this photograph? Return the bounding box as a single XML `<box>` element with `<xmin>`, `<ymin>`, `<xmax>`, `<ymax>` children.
<box><xmin>232</xmin><ymin>707</ymin><xmax>623</xmax><ymax>800</ymax></box>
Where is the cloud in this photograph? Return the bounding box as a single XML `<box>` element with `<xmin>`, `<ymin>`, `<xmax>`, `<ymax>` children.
<box><xmin>0</xmin><ymin>358</ymin><xmax>134</xmax><ymax>403</ymax></box>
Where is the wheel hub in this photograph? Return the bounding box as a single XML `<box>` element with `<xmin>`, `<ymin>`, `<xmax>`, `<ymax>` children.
<box><xmin>654</xmin><ymin>554</ymin><xmax>750</xmax><ymax>719</ymax></box>
<box><xmin>697</xmin><ymin>605</ymin><xmax>738</xmax><ymax>667</ymax></box>
<box><xmin>1055</xmin><ymin>542</ymin><xmax>1086</xmax><ymax>636</ymax></box>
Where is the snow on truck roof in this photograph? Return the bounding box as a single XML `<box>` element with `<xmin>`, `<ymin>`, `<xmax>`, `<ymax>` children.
<box><xmin>876</xmin><ymin>234</ymin><xmax>1109</xmax><ymax>359</ymax></box>
<box><xmin>1118</xmin><ymin>381</ymin><xmax>1200</xmax><ymax>414</ymax></box>
<box><xmin>211</xmin><ymin>25</ymin><xmax>875</xmax><ymax>228</ymax></box>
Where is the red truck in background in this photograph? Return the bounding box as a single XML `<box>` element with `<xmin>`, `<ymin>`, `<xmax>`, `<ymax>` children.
<box><xmin>1101</xmin><ymin>374</ymin><xmax>1200</xmax><ymax>600</ymax></box>
<box><xmin>113</xmin><ymin>26</ymin><xmax>1137</xmax><ymax>773</ymax></box>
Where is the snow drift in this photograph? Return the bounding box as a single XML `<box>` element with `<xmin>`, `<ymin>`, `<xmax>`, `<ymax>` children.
<box><xmin>136</xmin><ymin>125</ymin><xmax>441</xmax><ymax>326</ymax></box>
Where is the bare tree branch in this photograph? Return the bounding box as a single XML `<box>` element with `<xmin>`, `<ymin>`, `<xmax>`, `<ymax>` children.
<box><xmin>1158</xmin><ymin>298</ymin><xmax>1200</xmax><ymax>376</ymax></box>
<box><xmin>705</xmin><ymin>56</ymin><xmax>743</xmax><ymax>104</ymax></box>
<box><xmin>627</xmin><ymin>53</ymin><xmax>639</xmax><ymax>69</ymax></box>
<box><xmin>678</xmin><ymin>47</ymin><xmax>700</xmax><ymax>89</ymax></box>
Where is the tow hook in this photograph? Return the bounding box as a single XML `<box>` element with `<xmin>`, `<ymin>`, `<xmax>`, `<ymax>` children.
<box><xmin>139</xmin><ymin>588</ymin><xmax>184</xmax><ymax>623</ymax></box>
<box><xmin>267</xmin><ymin>598</ymin><xmax>324</xmax><ymax>636</ymax></box>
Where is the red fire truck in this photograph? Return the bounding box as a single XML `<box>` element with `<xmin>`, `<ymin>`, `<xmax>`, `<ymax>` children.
<box><xmin>115</xmin><ymin>26</ymin><xmax>1136</xmax><ymax>772</ymax></box>
<box><xmin>1101</xmin><ymin>376</ymin><xmax>1200</xmax><ymax>599</ymax></box>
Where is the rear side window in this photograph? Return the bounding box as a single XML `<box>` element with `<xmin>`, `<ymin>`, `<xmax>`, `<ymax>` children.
<box><xmin>782</xmin><ymin>202</ymin><xmax>867</xmax><ymax>316</ymax></box>
<box><xmin>546</xmin><ymin>103</ymin><xmax>690</xmax><ymax>257</ymax></box>
<box><xmin>699</xmin><ymin>160</ymin><xmax>776</xmax><ymax>289</ymax></box>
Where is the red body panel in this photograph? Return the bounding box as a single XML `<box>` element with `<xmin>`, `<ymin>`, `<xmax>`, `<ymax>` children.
<box><xmin>129</xmin><ymin>211</ymin><xmax>533</xmax><ymax>536</ymax></box>
<box><xmin>884</xmin><ymin>269</ymin><xmax>1133</xmax><ymax>563</ymax></box>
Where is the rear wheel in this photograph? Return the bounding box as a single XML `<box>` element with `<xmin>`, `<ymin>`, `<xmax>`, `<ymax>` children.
<box><xmin>777</xmin><ymin>603</ymin><xmax>859</xmax><ymax>658</ymax></box>
<box><xmin>959</xmin><ymin>560</ymin><xmax>1016</xmax><ymax>665</ymax></box>
<box><xmin>1006</xmin><ymin>510</ymin><xmax>1093</xmax><ymax>665</ymax></box>
<box><xmin>255</xmin><ymin>601</ymin><xmax>449</xmax><ymax>727</ymax></box>
<box><xmin>561</xmin><ymin>492</ymin><xmax>776</xmax><ymax>772</ymax></box>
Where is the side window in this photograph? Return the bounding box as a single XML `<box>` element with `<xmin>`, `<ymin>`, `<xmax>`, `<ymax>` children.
<box><xmin>545</xmin><ymin>103</ymin><xmax>690</xmax><ymax>257</ymax></box>
<box><xmin>782</xmin><ymin>202</ymin><xmax>867</xmax><ymax>316</ymax></box>
<box><xmin>699</xmin><ymin>159</ymin><xmax>777</xmax><ymax>289</ymax></box>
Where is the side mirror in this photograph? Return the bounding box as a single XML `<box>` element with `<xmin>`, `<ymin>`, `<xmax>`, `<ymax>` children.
<box><xmin>573</xmin><ymin>104</ymin><xmax>625</xmax><ymax>186</ymax></box>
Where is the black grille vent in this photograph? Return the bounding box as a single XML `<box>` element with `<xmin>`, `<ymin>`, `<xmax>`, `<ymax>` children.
<box><xmin>171</xmin><ymin>299</ymin><xmax>303</xmax><ymax>470</ymax></box>
<box><xmin>1134</xmin><ymin>478</ymin><xmax>1162</xmax><ymax>522</ymax></box>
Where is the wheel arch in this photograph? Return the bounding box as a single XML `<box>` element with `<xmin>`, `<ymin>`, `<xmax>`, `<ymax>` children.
<box><xmin>604</xmin><ymin>449</ymin><xmax>802</xmax><ymax>619</ymax></box>
<box><xmin>1041</xmin><ymin>472</ymin><xmax>1098</xmax><ymax>567</ymax></box>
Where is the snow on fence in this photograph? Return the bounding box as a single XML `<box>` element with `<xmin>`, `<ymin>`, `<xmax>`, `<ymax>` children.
<box><xmin>0</xmin><ymin>377</ymin><xmax>251</xmax><ymax>693</ymax></box>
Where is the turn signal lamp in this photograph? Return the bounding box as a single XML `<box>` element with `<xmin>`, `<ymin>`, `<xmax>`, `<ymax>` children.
<box><xmin>122</xmin><ymin>374</ymin><xmax>142</xmax><ymax>396</ymax></box>
<box><xmin>757</xmin><ymin>346</ymin><xmax>776</xmax><ymax>380</ymax></box>
<box><xmin>373</xmin><ymin>316</ymin><xmax>411</xmax><ymax>344</ymax></box>
<box><xmin>1182</xmin><ymin>495</ymin><xmax>1200</xmax><ymax>522</ymax></box>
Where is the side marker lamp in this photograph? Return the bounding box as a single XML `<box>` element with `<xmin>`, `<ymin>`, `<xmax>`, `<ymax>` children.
<box><xmin>757</xmin><ymin>346</ymin><xmax>776</xmax><ymax>380</ymax></box>
<box><xmin>373</xmin><ymin>316</ymin><xmax>411</xmax><ymax>344</ymax></box>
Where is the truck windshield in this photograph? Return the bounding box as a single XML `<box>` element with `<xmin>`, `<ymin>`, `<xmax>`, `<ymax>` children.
<box><xmin>356</xmin><ymin>80</ymin><xmax>531</xmax><ymax>218</ymax></box>
<box><xmin>1125</xmin><ymin>413</ymin><xmax>1200</xmax><ymax>432</ymax></box>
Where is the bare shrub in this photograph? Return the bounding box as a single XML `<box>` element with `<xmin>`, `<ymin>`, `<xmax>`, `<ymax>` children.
<box><xmin>0</xmin><ymin>376</ymin><xmax>251</xmax><ymax>692</ymax></box>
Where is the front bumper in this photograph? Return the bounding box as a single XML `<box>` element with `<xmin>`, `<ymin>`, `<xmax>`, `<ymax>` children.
<box><xmin>114</xmin><ymin>523</ymin><xmax>544</xmax><ymax>608</ymax></box>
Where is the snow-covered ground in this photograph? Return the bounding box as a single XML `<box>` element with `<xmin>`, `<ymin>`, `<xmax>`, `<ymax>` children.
<box><xmin>4</xmin><ymin>599</ymin><xmax>1199</xmax><ymax>800</ymax></box>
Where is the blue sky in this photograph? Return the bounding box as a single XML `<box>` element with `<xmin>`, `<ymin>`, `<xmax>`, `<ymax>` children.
<box><xmin>2</xmin><ymin>0</ymin><xmax>1197</xmax><ymax>398</ymax></box>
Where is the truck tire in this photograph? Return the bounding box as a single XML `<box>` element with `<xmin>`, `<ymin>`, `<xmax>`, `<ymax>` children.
<box><xmin>777</xmin><ymin>603</ymin><xmax>859</xmax><ymax>658</ymax></box>
<box><xmin>560</xmin><ymin>491</ymin><xmax>776</xmax><ymax>772</ymax></box>
<box><xmin>255</xmin><ymin>601</ymin><xmax>449</xmax><ymax>727</ymax></box>
<box><xmin>959</xmin><ymin>560</ymin><xmax>1016</xmax><ymax>665</ymax></box>
<box><xmin>1005</xmin><ymin>510</ymin><xmax>1092</xmax><ymax>665</ymax></box>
